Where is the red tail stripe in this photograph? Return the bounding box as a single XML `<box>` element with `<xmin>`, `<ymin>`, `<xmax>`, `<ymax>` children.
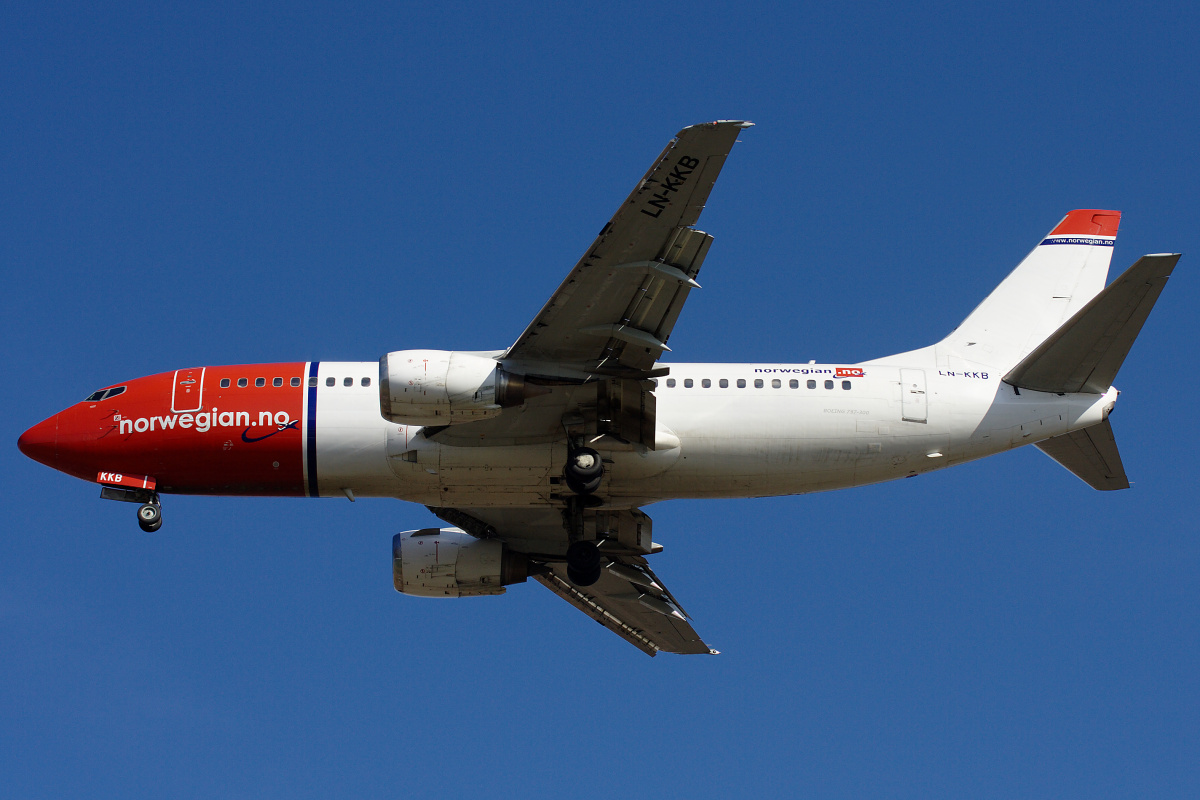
<box><xmin>1048</xmin><ymin>209</ymin><xmax>1121</xmax><ymax>237</ymax></box>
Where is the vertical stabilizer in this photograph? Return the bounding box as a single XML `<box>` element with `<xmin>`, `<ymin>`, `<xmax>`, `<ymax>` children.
<box><xmin>940</xmin><ymin>210</ymin><xmax>1121</xmax><ymax>371</ymax></box>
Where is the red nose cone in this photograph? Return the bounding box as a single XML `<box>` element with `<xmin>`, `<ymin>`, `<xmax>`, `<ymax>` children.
<box><xmin>18</xmin><ymin>414</ymin><xmax>58</xmax><ymax>467</ymax></box>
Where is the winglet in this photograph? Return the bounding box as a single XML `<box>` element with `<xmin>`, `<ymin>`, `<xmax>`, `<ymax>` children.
<box><xmin>1047</xmin><ymin>209</ymin><xmax>1121</xmax><ymax>238</ymax></box>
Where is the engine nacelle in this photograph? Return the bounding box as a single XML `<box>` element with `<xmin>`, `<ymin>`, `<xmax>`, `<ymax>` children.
<box><xmin>378</xmin><ymin>349</ymin><xmax>528</xmax><ymax>426</ymax></box>
<box><xmin>392</xmin><ymin>528</ymin><xmax>528</xmax><ymax>598</ymax></box>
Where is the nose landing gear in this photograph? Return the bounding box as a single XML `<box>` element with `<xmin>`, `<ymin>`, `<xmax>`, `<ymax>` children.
<box><xmin>98</xmin><ymin>477</ymin><xmax>163</xmax><ymax>532</ymax></box>
<box><xmin>137</xmin><ymin>500</ymin><xmax>162</xmax><ymax>532</ymax></box>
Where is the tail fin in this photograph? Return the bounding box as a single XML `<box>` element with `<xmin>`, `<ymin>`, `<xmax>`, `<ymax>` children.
<box><xmin>941</xmin><ymin>210</ymin><xmax>1121</xmax><ymax>371</ymax></box>
<box><xmin>1004</xmin><ymin>253</ymin><xmax>1179</xmax><ymax>393</ymax></box>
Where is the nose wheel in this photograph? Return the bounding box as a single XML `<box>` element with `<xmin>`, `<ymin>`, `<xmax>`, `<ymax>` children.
<box><xmin>137</xmin><ymin>501</ymin><xmax>162</xmax><ymax>532</ymax></box>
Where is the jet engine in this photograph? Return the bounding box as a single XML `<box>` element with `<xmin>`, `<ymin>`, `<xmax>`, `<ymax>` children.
<box><xmin>392</xmin><ymin>528</ymin><xmax>528</xmax><ymax>598</ymax></box>
<box><xmin>378</xmin><ymin>349</ymin><xmax>529</xmax><ymax>426</ymax></box>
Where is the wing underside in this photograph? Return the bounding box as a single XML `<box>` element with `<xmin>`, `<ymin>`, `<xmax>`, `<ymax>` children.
<box><xmin>504</xmin><ymin>120</ymin><xmax>751</xmax><ymax>378</ymax></box>
<box><xmin>534</xmin><ymin>560</ymin><xmax>713</xmax><ymax>656</ymax></box>
<box><xmin>428</xmin><ymin>505</ymin><xmax>714</xmax><ymax>656</ymax></box>
<box><xmin>426</xmin><ymin>121</ymin><xmax>749</xmax><ymax>449</ymax></box>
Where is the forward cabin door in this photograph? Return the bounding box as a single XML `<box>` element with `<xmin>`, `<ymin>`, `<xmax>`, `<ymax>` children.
<box><xmin>900</xmin><ymin>368</ymin><xmax>927</xmax><ymax>423</ymax></box>
<box><xmin>171</xmin><ymin>367</ymin><xmax>206</xmax><ymax>413</ymax></box>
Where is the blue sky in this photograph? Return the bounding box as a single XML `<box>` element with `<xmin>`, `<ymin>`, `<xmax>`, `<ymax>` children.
<box><xmin>3</xmin><ymin>2</ymin><xmax>1198</xmax><ymax>797</ymax></box>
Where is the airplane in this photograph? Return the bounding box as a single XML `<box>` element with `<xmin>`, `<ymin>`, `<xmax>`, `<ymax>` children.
<box><xmin>17</xmin><ymin>120</ymin><xmax>1179</xmax><ymax>656</ymax></box>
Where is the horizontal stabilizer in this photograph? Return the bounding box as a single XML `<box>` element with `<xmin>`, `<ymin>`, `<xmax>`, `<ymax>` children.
<box><xmin>1004</xmin><ymin>254</ymin><xmax>1179</xmax><ymax>394</ymax></box>
<box><xmin>1035</xmin><ymin>419</ymin><xmax>1129</xmax><ymax>490</ymax></box>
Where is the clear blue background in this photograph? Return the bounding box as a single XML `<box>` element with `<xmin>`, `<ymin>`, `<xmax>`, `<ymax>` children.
<box><xmin>3</xmin><ymin>2</ymin><xmax>1198</xmax><ymax>797</ymax></box>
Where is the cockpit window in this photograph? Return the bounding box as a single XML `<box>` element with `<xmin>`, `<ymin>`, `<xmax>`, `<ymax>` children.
<box><xmin>85</xmin><ymin>386</ymin><xmax>126</xmax><ymax>402</ymax></box>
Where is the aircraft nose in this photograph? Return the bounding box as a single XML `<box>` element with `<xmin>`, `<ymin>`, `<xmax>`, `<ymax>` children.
<box><xmin>18</xmin><ymin>414</ymin><xmax>59</xmax><ymax>467</ymax></box>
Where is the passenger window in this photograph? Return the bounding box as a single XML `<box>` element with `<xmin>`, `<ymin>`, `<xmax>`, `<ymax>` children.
<box><xmin>291</xmin><ymin>377</ymin><xmax>301</xmax><ymax>387</ymax></box>
<box><xmin>824</xmin><ymin>380</ymin><xmax>834</xmax><ymax>389</ymax></box>
<box><xmin>666</xmin><ymin>378</ymin><xmax>676</xmax><ymax>388</ymax></box>
<box><xmin>361</xmin><ymin>377</ymin><xmax>371</xmax><ymax>387</ymax></box>
<box><xmin>344</xmin><ymin>377</ymin><xmax>353</xmax><ymax>387</ymax></box>
<box><xmin>220</xmin><ymin>378</ymin><xmax>230</xmax><ymax>388</ymax></box>
<box><xmin>754</xmin><ymin>379</ymin><xmax>764</xmax><ymax>388</ymax></box>
<box><xmin>789</xmin><ymin>379</ymin><xmax>799</xmax><ymax>389</ymax></box>
<box><xmin>702</xmin><ymin>378</ymin><xmax>711</xmax><ymax>388</ymax></box>
<box><xmin>651</xmin><ymin>379</ymin><xmax>658</xmax><ymax>387</ymax></box>
<box><xmin>771</xmin><ymin>379</ymin><xmax>781</xmax><ymax>388</ymax></box>
<box><xmin>719</xmin><ymin>379</ymin><xmax>729</xmax><ymax>388</ymax></box>
<box><xmin>309</xmin><ymin>377</ymin><xmax>317</xmax><ymax>387</ymax></box>
<box><xmin>255</xmin><ymin>378</ymin><xmax>265</xmax><ymax>387</ymax></box>
<box><xmin>684</xmin><ymin>378</ymin><xmax>693</xmax><ymax>388</ymax></box>
<box><xmin>737</xmin><ymin>379</ymin><xmax>746</xmax><ymax>388</ymax></box>
<box><xmin>807</xmin><ymin>380</ymin><xmax>816</xmax><ymax>389</ymax></box>
<box><xmin>842</xmin><ymin>380</ymin><xmax>852</xmax><ymax>390</ymax></box>
<box><xmin>273</xmin><ymin>377</ymin><xmax>283</xmax><ymax>387</ymax></box>
<box><xmin>326</xmin><ymin>377</ymin><xmax>335</xmax><ymax>387</ymax></box>
<box><xmin>237</xmin><ymin>378</ymin><xmax>248</xmax><ymax>388</ymax></box>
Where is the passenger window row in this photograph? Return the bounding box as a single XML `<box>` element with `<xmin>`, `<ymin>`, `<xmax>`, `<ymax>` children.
<box><xmin>658</xmin><ymin>377</ymin><xmax>853</xmax><ymax>390</ymax></box>
<box><xmin>219</xmin><ymin>377</ymin><xmax>302</xmax><ymax>388</ymax></box>
<box><xmin>306</xmin><ymin>376</ymin><xmax>372</xmax><ymax>388</ymax></box>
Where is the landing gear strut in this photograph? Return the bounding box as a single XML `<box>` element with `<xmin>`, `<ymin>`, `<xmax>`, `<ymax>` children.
<box><xmin>137</xmin><ymin>500</ymin><xmax>162</xmax><ymax>532</ymax></box>
<box><xmin>561</xmin><ymin>441</ymin><xmax>605</xmax><ymax>585</ymax></box>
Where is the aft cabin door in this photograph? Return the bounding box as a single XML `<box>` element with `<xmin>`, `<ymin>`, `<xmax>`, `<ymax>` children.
<box><xmin>171</xmin><ymin>367</ymin><xmax>206</xmax><ymax>413</ymax></box>
<box><xmin>900</xmin><ymin>368</ymin><xmax>927</xmax><ymax>423</ymax></box>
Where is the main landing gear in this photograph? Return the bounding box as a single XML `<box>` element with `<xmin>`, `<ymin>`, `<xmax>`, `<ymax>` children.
<box><xmin>563</xmin><ymin>447</ymin><xmax>603</xmax><ymax>495</ymax></box>
<box><xmin>562</xmin><ymin>446</ymin><xmax>606</xmax><ymax>586</ymax></box>
<box><xmin>565</xmin><ymin>540</ymin><xmax>602</xmax><ymax>587</ymax></box>
<box><xmin>137</xmin><ymin>500</ymin><xmax>162</xmax><ymax>532</ymax></box>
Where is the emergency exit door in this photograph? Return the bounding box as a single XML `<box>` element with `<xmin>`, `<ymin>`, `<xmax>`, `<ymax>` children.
<box><xmin>171</xmin><ymin>367</ymin><xmax>206</xmax><ymax>413</ymax></box>
<box><xmin>900</xmin><ymin>369</ymin><xmax>927</xmax><ymax>423</ymax></box>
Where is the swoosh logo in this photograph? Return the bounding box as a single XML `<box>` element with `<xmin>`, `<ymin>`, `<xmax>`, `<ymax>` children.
<box><xmin>241</xmin><ymin>419</ymin><xmax>299</xmax><ymax>443</ymax></box>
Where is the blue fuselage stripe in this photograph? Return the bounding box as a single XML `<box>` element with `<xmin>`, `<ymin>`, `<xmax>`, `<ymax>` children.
<box><xmin>307</xmin><ymin>361</ymin><xmax>320</xmax><ymax>498</ymax></box>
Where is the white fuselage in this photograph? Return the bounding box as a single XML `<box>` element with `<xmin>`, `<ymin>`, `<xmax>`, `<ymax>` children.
<box><xmin>307</xmin><ymin>350</ymin><xmax>1116</xmax><ymax>509</ymax></box>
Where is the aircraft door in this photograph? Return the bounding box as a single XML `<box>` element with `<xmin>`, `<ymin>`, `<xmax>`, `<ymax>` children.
<box><xmin>900</xmin><ymin>368</ymin><xmax>927</xmax><ymax>423</ymax></box>
<box><xmin>171</xmin><ymin>367</ymin><xmax>206</xmax><ymax>413</ymax></box>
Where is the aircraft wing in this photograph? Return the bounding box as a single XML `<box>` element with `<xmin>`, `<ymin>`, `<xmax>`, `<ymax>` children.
<box><xmin>503</xmin><ymin>120</ymin><xmax>752</xmax><ymax>379</ymax></box>
<box><xmin>533</xmin><ymin>558</ymin><xmax>713</xmax><ymax>656</ymax></box>
<box><xmin>428</xmin><ymin>505</ymin><xmax>714</xmax><ymax>656</ymax></box>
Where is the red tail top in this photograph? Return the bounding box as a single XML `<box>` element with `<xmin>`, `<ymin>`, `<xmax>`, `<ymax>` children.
<box><xmin>1048</xmin><ymin>209</ymin><xmax>1121</xmax><ymax>237</ymax></box>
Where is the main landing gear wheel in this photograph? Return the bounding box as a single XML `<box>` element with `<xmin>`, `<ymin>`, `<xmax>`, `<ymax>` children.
<box><xmin>564</xmin><ymin>447</ymin><xmax>603</xmax><ymax>495</ymax></box>
<box><xmin>565</xmin><ymin>540</ymin><xmax>602</xmax><ymax>587</ymax></box>
<box><xmin>137</xmin><ymin>503</ymin><xmax>162</xmax><ymax>533</ymax></box>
